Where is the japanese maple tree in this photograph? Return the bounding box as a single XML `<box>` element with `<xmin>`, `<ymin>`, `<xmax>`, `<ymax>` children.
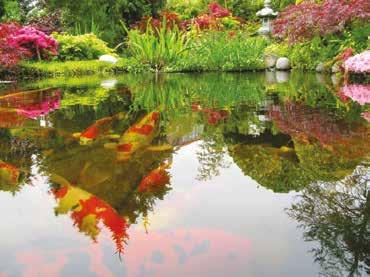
<box><xmin>8</xmin><ymin>26</ymin><xmax>58</xmax><ymax>60</ymax></box>
<box><xmin>272</xmin><ymin>0</ymin><xmax>370</xmax><ymax>43</ymax></box>
<box><xmin>0</xmin><ymin>23</ymin><xmax>30</xmax><ymax>67</ymax></box>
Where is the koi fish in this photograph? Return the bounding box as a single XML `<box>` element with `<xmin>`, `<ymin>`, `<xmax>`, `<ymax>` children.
<box><xmin>138</xmin><ymin>163</ymin><xmax>171</xmax><ymax>193</ymax></box>
<box><xmin>116</xmin><ymin>111</ymin><xmax>160</xmax><ymax>161</ymax></box>
<box><xmin>0</xmin><ymin>160</ymin><xmax>20</xmax><ymax>186</ymax></box>
<box><xmin>73</xmin><ymin>112</ymin><xmax>126</xmax><ymax>145</ymax></box>
<box><xmin>50</xmin><ymin>179</ymin><xmax>129</xmax><ymax>254</ymax></box>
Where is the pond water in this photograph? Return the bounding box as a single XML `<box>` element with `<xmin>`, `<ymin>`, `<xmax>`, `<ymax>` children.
<box><xmin>0</xmin><ymin>72</ymin><xmax>369</xmax><ymax>277</ymax></box>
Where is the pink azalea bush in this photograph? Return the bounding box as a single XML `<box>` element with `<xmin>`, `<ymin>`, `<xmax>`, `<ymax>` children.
<box><xmin>340</xmin><ymin>84</ymin><xmax>370</xmax><ymax>106</ymax></box>
<box><xmin>344</xmin><ymin>50</ymin><xmax>370</xmax><ymax>73</ymax></box>
<box><xmin>273</xmin><ymin>0</ymin><xmax>370</xmax><ymax>43</ymax></box>
<box><xmin>8</xmin><ymin>26</ymin><xmax>58</xmax><ymax>60</ymax></box>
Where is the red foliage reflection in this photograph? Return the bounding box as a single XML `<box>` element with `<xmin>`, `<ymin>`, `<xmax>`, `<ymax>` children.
<box><xmin>268</xmin><ymin>102</ymin><xmax>368</xmax><ymax>146</ymax></box>
<box><xmin>191</xmin><ymin>102</ymin><xmax>229</xmax><ymax>125</ymax></box>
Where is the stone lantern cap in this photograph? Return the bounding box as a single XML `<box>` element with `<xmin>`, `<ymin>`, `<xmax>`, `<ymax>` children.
<box><xmin>256</xmin><ymin>0</ymin><xmax>278</xmax><ymax>18</ymax></box>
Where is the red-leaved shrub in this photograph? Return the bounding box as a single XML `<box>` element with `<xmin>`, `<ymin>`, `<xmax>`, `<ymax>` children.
<box><xmin>133</xmin><ymin>2</ymin><xmax>239</xmax><ymax>32</ymax></box>
<box><xmin>133</xmin><ymin>11</ymin><xmax>182</xmax><ymax>33</ymax></box>
<box><xmin>0</xmin><ymin>22</ymin><xmax>58</xmax><ymax>68</ymax></box>
<box><xmin>8</xmin><ymin>26</ymin><xmax>58</xmax><ymax>60</ymax></box>
<box><xmin>272</xmin><ymin>0</ymin><xmax>370</xmax><ymax>43</ymax></box>
<box><xmin>208</xmin><ymin>2</ymin><xmax>231</xmax><ymax>18</ymax></box>
<box><xmin>0</xmin><ymin>23</ymin><xmax>31</xmax><ymax>67</ymax></box>
<box><xmin>192</xmin><ymin>2</ymin><xmax>233</xmax><ymax>30</ymax></box>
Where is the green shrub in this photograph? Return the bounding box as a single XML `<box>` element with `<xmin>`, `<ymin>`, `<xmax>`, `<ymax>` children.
<box><xmin>264</xmin><ymin>43</ymin><xmax>290</xmax><ymax>57</ymax></box>
<box><xmin>171</xmin><ymin>31</ymin><xmax>269</xmax><ymax>72</ymax></box>
<box><xmin>20</xmin><ymin>60</ymin><xmax>128</xmax><ymax>77</ymax></box>
<box><xmin>52</xmin><ymin>33</ymin><xmax>116</xmax><ymax>61</ymax></box>
<box><xmin>166</xmin><ymin>0</ymin><xmax>207</xmax><ymax>19</ymax></box>
<box><xmin>286</xmin><ymin>30</ymin><xmax>367</xmax><ymax>70</ymax></box>
<box><xmin>123</xmin><ymin>20</ymin><xmax>191</xmax><ymax>71</ymax></box>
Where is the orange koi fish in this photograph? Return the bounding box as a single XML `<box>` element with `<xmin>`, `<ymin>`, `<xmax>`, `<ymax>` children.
<box><xmin>73</xmin><ymin>112</ymin><xmax>125</xmax><ymax>145</ymax></box>
<box><xmin>116</xmin><ymin>111</ymin><xmax>160</xmax><ymax>161</ymax></box>
<box><xmin>138</xmin><ymin>163</ymin><xmax>171</xmax><ymax>193</ymax></box>
<box><xmin>0</xmin><ymin>160</ymin><xmax>20</xmax><ymax>186</ymax></box>
<box><xmin>51</xmin><ymin>182</ymin><xmax>129</xmax><ymax>255</ymax></box>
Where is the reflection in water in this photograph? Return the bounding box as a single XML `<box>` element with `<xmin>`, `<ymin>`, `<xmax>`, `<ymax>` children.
<box><xmin>116</xmin><ymin>111</ymin><xmax>161</xmax><ymax>161</ymax></box>
<box><xmin>340</xmin><ymin>84</ymin><xmax>370</xmax><ymax>106</ymax></box>
<box><xmin>51</xmin><ymin>182</ymin><xmax>129</xmax><ymax>255</ymax></box>
<box><xmin>0</xmin><ymin>72</ymin><xmax>369</xmax><ymax>276</ymax></box>
<box><xmin>288</xmin><ymin>165</ymin><xmax>370</xmax><ymax>277</ymax></box>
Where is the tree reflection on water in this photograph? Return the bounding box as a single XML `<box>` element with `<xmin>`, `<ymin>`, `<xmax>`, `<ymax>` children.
<box><xmin>288</xmin><ymin>164</ymin><xmax>370</xmax><ymax>276</ymax></box>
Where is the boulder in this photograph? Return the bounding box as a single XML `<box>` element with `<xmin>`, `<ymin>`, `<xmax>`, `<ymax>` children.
<box><xmin>276</xmin><ymin>57</ymin><xmax>291</xmax><ymax>70</ymax></box>
<box><xmin>331</xmin><ymin>63</ymin><xmax>340</xmax><ymax>73</ymax></box>
<box><xmin>315</xmin><ymin>62</ymin><xmax>326</xmax><ymax>73</ymax></box>
<box><xmin>264</xmin><ymin>54</ymin><xmax>278</xmax><ymax>69</ymax></box>
<box><xmin>99</xmin><ymin>54</ymin><xmax>118</xmax><ymax>64</ymax></box>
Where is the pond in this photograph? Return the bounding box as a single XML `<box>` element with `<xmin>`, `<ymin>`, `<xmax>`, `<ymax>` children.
<box><xmin>0</xmin><ymin>72</ymin><xmax>369</xmax><ymax>277</ymax></box>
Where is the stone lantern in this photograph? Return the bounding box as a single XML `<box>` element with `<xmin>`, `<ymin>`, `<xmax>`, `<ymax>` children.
<box><xmin>256</xmin><ymin>0</ymin><xmax>278</xmax><ymax>36</ymax></box>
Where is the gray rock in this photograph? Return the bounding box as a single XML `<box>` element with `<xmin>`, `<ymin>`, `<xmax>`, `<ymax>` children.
<box><xmin>264</xmin><ymin>54</ymin><xmax>278</xmax><ymax>69</ymax></box>
<box><xmin>331</xmin><ymin>63</ymin><xmax>340</xmax><ymax>73</ymax></box>
<box><xmin>316</xmin><ymin>63</ymin><xmax>326</xmax><ymax>73</ymax></box>
<box><xmin>276</xmin><ymin>71</ymin><xmax>290</xmax><ymax>83</ymax></box>
<box><xmin>265</xmin><ymin>71</ymin><xmax>277</xmax><ymax>84</ymax></box>
<box><xmin>276</xmin><ymin>57</ymin><xmax>291</xmax><ymax>70</ymax></box>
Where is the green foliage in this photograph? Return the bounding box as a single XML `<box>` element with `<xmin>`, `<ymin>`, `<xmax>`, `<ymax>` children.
<box><xmin>264</xmin><ymin>42</ymin><xmax>290</xmax><ymax>57</ymax></box>
<box><xmin>52</xmin><ymin>33</ymin><xmax>115</xmax><ymax>61</ymax></box>
<box><xmin>45</xmin><ymin>0</ymin><xmax>164</xmax><ymax>45</ymax></box>
<box><xmin>227</xmin><ymin>0</ymin><xmax>295</xmax><ymax>20</ymax></box>
<box><xmin>166</xmin><ymin>0</ymin><xmax>208</xmax><ymax>19</ymax></box>
<box><xmin>72</xmin><ymin>18</ymin><xmax>102</xmax><ymax>37</ymax></box>
<box><xmin>1</xmin><ymin>0</ymin><xmax>21</xmax><ymax>21</ymax></box>
<box><xmin>124</xmin><ymin>20</ymin><xmax>191</xmax><ymax>71</ymax></box>
<box><xmin>172</xmin><ymin>31</ymin><xmax>269</xmax><ymax>72</ymax></box>
<box><xmin>287</xmin><ymin>37</ymin><xmax>342</xmax><ymax>70</ymax></box>
<box><xmin>20</xmin><ymin>60</ymin><xmax>129</xmax><ymax>77</ymax></box>
<box><xmin>227</xmin><ymin>0</ymin><xmax>264</xmax><ymax>19</ymax></box>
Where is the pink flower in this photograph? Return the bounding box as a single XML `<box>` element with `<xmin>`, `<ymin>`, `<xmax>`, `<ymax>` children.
<box><xmin>340</xmin><ymin>84</ymin><xmax>370</xmax><ymax>105</ymax></box>
<box><xmin>344</xmin><ymin>50</ymin><xmax>370</xmax><ymax>73</ymax></box>
<box><xmin>362</xmin><ymin>112</ymin><xmax>370</xmax><ymax>122</ymax></box>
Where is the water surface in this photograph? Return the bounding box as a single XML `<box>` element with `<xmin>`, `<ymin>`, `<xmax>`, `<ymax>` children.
<box><xmin>0</xmin><ymin>72</ymin><xmax>369</xmax><ymax>277</ymax></box>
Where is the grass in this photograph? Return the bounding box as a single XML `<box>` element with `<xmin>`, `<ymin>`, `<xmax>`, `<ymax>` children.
<box><xmin>123</xmin><ymin>20</ymin><xmax>191</xmax><ymax>71</ymax></box>
<box><xmin>169</xmin><ymin>32</ymin><xmax>269</xmax><ymax>72</ymax></box>
<box><xmin>19</xmin><ymin>58</ymin><xmax>149</xmax><ymax>77</ymax></box>
<box><xmin>6</xmin><ymin>30</ymin><xmax>269</xmax><ymax>78</ymax></box>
